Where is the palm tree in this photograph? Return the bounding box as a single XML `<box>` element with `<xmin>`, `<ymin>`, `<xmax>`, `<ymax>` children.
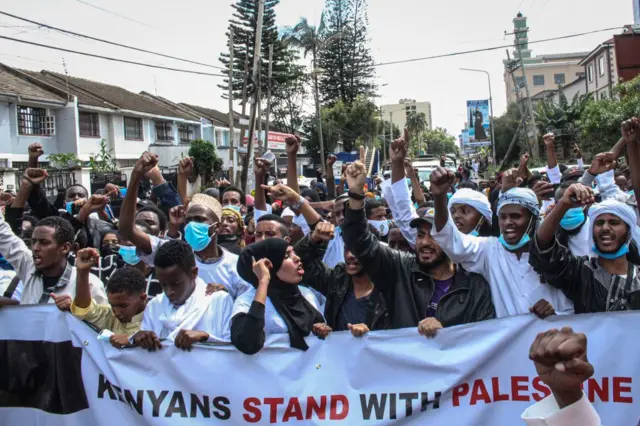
<box><xmin>406</xmin><ymin>111</ymin><xmax>428</xmax><ymax>154</ymax></box>
<box><xmin>535</xmin><ymin>90</ymin><xmax>592</xmax><ymax>160</ymax></box>
<box><xmin>282</xmin><ymin>15</ymin><xmax>342</xmax><ymax>174</ymax></box>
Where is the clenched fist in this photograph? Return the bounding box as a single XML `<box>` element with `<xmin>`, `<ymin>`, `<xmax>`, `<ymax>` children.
<box><xmin>311</xmin><ymin>222</ymin><xmax>335</xmax><ymax>244</ymax></box>
<box><xmin>429</xmin><ymin>166</ymin><xmax>455</xmax><ymax>196</ymax></box>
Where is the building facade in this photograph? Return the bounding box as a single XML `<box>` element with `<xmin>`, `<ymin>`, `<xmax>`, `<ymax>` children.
<box><xmin>380</xmin><ymin>99</ymin><xmax>433</xmax><ymax>132</ymax></box>
<box><xmin>579</xmin><ymin>39</ymin><xmax>617</xmax><ymax>101</ymax></box>
<box><xmin>504</xmin><ymin>13</ymin><xmax>588</xmax><ymax>105</ymax></box>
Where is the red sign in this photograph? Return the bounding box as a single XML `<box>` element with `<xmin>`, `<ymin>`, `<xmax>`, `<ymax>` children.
<box><xmin>242</xmin><ymin>131</ymin><xmax>293</xmax><ymax>150</ymax></box>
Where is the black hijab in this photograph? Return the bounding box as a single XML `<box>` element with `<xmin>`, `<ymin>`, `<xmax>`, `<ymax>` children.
<box><xmin>237</xmin><ymin>238</ymin><xmax>323</xmax><ymax>351</ymax></box>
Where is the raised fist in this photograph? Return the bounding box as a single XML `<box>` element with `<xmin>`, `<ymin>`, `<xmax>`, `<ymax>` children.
<box><xmin>311</xmin><ymin>221</ymin><xmax>335</xmax><ymax>244</ymax></box>
<box><xmin>285</xmin><ymin>135</ymin><xmax>301</xmax><ymax>155</ymax></box>
<box><xmin>23</xmin><ymin>168</ymin><xmax>48</xmax><ymax>186</ymax></box>
<box><xmin>429</xmin><ymin>166</ymin><xmax>455</xmax><ymax>196</ymax></box>
<box><xmin>345</xmin><ymin>161</ymin><xmax>367</xmax><ymax>194</ymax></box>
<box><xmin>134</xmin><ymin>151</ymin><xmax>158</xmax><ymax>175</ymax></box>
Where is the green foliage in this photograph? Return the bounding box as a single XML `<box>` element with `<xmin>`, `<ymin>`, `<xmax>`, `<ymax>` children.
<box><xmin>302</xmin><ymin>97</ymin><xmax>382</xmax><ymax>164</ymax></box>
<box><xmin>270</xmin><ymin>43</ymin><xmax>307</xmax><ymax>134</ymax></box>
<box><xmin>318</xmin><ymin>0</ymin><xmax>376</xmax><ymax>107</ymax></box>
<box><xmin>493</xmin><ymin>103</ymin><xmax>525</xmax><ymax>168</ymax></box>
<box><xmin>405</xmin><ymin>111</ymin><xmax>428</xmax><ymax>148</ymax></box>
<box><xmin>407</xmin><ymin>127</ymin><xmax>457</xmax><ymax>158</ymax></box>
<box><xmin>89</xmin><ymin>139</ymin><xmax>117</xmax><ymax>172</ymax></box>
<box><xmin>219</xmin><ymin>0</ymin><xmax>293</xmax><ymax>101</ymax></box>
<box><xmin>188</xmin><ymin>139</ymin><xmax>223</xmax><ymax>187</ymax></box>
<box><xmin>535</xmin><ymin>90</ymin><xmax>592</xmax><ymax>159</ymax></box>
<box><xmin>48</xmin><ymin>153</ymin><xmax>81</xmax><ymax>169</ymax></box>
<box><xmin>578</xmin><ymin>75</ymin><xmax>640</xmax><ymax>155</ymax></box>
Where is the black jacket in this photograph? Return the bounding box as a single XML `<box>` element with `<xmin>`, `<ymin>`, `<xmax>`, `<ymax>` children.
<box><xmin>530</xmin><ymin>236</ymin><xmax>640</xmax><ymax>313</ymax></box>
<box><xmin>342</xmin><ymin>203</ymin><xmax>496</xmax><ymax>329</ymax></box>
<box><xmin>295</xmin><ymin>235</ymin><xmax>389</xmax><ymax>331</ymax></box>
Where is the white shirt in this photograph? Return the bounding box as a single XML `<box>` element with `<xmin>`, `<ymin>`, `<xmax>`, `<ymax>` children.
<box><xmin>140</xmin><ymin>277</ymin><xmax>233</xmax><ymax>343</ymax></box>
<box><xmin>140</xmin><ymin>236</ymin><xmax>251</xmax><ymax>299</ymax></box>
<box><xmin>522</xmin><ymin>393</ymin><xmax>601</xmax><ymax>425</ymax></box>
<box><xmin>232</xmin><ymin>286</ymin><xmax>324</xmax><ymax>334</ymax></box>
<box><xmin>431</xmin><ymin>216</ymin><xmax>574</xmax><ymax>318</ymax></box>
<box><xmin>383</xmin><ymin>178</ymin><xmax>418</xmax><ymax>248</ymax></box>
<box><xmin>567</xmin><ymin>217</ymin><xmax>595</xmax><ymax>258</ymax></box>
<box><xmin>323</xmin><ymin>228</ymin><xmax>345</xmax><ymax>268</ymax></box>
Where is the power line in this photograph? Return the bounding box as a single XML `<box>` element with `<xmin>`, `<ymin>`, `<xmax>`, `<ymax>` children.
<box><xmin>0</xmin><ymin>11</ymin><xmax>227</xmax><ymax>70</ymax></box>
<box><xmin>74</xmin><ymin>0</ymin><xmax>161</xmax><ymax>30</ymax></box>
<box><xmin>0</xmin><ymin>35</ymin><xmax>227</xmax><ymax>77</ymax></box>
<box><xmin>373</xmin><ymin>26</ymin><xmax>623</xmax><ymax>67</ymax></box>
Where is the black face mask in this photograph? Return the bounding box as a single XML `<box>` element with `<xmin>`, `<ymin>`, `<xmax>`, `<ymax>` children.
<box><xmin>101</xmin><ymin>244</ymin><xmax>119</xmax><ymax>257</ymax></box>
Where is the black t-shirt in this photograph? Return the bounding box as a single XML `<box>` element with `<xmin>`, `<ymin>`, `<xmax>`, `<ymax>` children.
<box><xmin>336</xmin><ymin>290</ymin><xmax>371</xmax><ymax>332</ymax></box>
<box><xmin>42</xmin><ymin>275</ymin><xmax>62</xmax><ymax>293</ymax></box>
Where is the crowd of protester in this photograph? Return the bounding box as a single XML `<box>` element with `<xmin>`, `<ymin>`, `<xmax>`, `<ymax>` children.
<box><xmin>1</xmin><ymin>117</ymin><xmax>639</xmax><ymax>424</ymax></box>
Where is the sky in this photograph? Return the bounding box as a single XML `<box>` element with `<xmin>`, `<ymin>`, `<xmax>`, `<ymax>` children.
<box><xmin>0</xmin><ymin>0</ymin><xmax>634</xmax><ymax>137</ymax></box>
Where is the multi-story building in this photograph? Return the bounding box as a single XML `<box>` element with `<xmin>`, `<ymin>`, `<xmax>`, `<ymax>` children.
<box><xmin>578</xmin><ymin>39</ymin><xmax>617</xmax><ymax>101</ymax></box>
<box><xmin>380</xmin><ymin>99</ymin><xmax>432</xmax><ymax>132</ymax></box>
<box><xmin>504</xmin><ymin>13</ymin><xmax>588</xmax><ymax>105</ymax></box>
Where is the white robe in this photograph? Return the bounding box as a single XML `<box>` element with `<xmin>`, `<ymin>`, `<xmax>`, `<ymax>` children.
<box><xmin>140</xmin><ymin>278</ymin><xmax>233</xmax><ymax>343</ymax></box>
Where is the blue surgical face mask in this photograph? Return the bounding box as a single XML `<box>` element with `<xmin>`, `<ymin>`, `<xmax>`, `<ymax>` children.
<box><xmin>368</xmin><ymin>219</ymin><xmax>390</xmax><ymax>237</ymax></box>
<box><xmin>498</xmin><ymin>217</ymin><xmax>534</xmax><ymax>251</ymax></box>
<box><xmin>560</xmin><ymin>207</ymin><xmax>586</xmax><ymax>231</ymax></box>
<box><xmin>118</xmin><ymin>245</ymin><xmax>140</xmax><ymax>265</ymax></box>
<box><xmin>469</xmin><ymin>230</ymin><xmax>480</xmax><ymax>237</ymax></box>
<box><xmin>66</xmin><ymin>201</ymin><xmax>74</xmax><ymax>215</ymax></box>
<box><xmin>592</xmin><ymin>243</ymin><xmax>629</xmax><ymax>260</ymax></box>
<box><xmin>226</xmin><ymin>205</ymin><xmax>242</xmax><ymax>213</ymax></box>
<box><xmin>185</xmin><ymin>222</ymin><xmax>215</xmax><ymax>252</ymax></box>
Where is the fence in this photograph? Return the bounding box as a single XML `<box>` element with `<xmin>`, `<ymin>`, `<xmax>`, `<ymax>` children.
<box><xmin>15</xmin><ymin>165</ymin><xmax>77</xmax><ymax>200</ymax></box>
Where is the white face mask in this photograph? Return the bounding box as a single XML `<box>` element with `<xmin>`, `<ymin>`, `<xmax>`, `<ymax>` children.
<box><xmin>368</xmin><ymin>219</ymin><xmax>390</xmax><ymax>237</ymax></box>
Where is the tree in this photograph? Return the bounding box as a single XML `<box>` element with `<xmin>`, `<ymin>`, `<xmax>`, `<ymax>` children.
<box><xmin>269</xmin><ymin>41</ymin><xmax>308</xmax><ymax>134</ymax></box>
<box><xmin>188</xmin><ymin>139</ymin><xmax>223</xmax><ymax>188</ymax></box>
<box><xmin>405</xmin><ymin>111</ymin><xmax>428</xmax><ymax>151</ymax></box>
<box><xmin>48</xmin><ymin>153</ymin><xmax>81</xmax><ymax>170</ymax></box>
<box><xmin>579</xmin><ymin>74</ymin><xmax>640</xmax><ymax>156</ymax></box>
<box><xmin>219</xmin><ymin>0</ymin><xmax>292</xmax><ymax>101</ymax></box>
<box><xmin>493</xmin><ymin>102</ymin><xmax>526</xmax><ymax>168</ymax></box>
<box><xmin>535</xmin><ymin>90</ymin><xmax>592</xmax><ymax>160</ymax></box>
<box><xmin>318</xmin><ymin>0</ymin><xmax>376</xmax><ymax>107</ymax></box>
<box><xmin>422</xmin><ymin>127</ymin><xmax>458</xmax><ymax>157</ymax></box>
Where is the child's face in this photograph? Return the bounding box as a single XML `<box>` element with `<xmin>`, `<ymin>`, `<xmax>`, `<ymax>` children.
<box><xmin>108</xmin><ymin>291</ymin><xmax>147</xmax><ymax>324</ymax></box>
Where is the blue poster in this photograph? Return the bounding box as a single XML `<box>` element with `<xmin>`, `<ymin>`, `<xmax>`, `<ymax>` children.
<box><xmin>466</xmin><ymin>100</ymin><xmax>490</xmax><ymax>143</ymax></box>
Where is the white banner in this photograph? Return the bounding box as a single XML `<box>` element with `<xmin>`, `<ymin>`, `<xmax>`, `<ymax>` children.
<box><xmin>1</xmin><ymin>306</ymin><xmax>639</xmax><ymax>425</ymax></box>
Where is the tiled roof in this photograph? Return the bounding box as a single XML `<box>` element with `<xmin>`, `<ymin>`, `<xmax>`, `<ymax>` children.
<box><xmin>179</xmin><ymin>103</ymin><xmax>234</xmax><ymax>127</ymax></box>
<box><xmin>0</xmin><ymin>65</ymin><xmax>66</xmax><ymax>103</ymax></box>
<box><xmin>19</xmin><ymin>69</ymin><xmax>197</xmax><ymax>120</ymax></box>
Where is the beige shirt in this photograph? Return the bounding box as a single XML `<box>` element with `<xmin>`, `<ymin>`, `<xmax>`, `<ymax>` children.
<box><xmin>71</xmin><ymin>298</ymin><xmax>143</xmax><ymax>335</ymax></box>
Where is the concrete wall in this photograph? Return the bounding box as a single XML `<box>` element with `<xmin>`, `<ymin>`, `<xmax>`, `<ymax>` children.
<box><xmin>505</xmin><ymin>62</ymin><xmax>586</xmax><ymax>104</ymax></box>
<box><xmin>111</xmin><ymin>115</ymin><xmax>151</xmax><ymax>160</ymax></box>
<box><xmin>149</xmin><ymin>144</ymin><xmax>190</xmax><ymax>167</ymax></box>
<box><xmin>0</xmin><ymin>103</ymin><xmax>12</xmax><ymax>157</ymax></box>
<box><xmin>55</xmin><ymin>103</ymin><xmax>79</xmax><ymax>155</ymax></box>
<box><xmin>78</xmin><ymin>111</ymin><xmax>110</xmax><ymax>159</ymax></box>
<box><xmin>585</xmin><ymin>47</ymin><xmax>616</xmax><ymax>100</ymax></box>
<box><xmin>9</xmin><ymin>103</ymin><xmax>63</xmax><ymax>157</ymax></box>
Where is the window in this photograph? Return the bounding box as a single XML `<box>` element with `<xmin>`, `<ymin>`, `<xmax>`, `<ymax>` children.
<box><xmin>178</xmin><ymin>125</ymin><xmax>194</xmax><ymax>144</ymax></box>
<box><xmin>554</xmin><ymin>73</ymin><xmax>566</xmax><ymax>85</ymax></box>
<box><xmin>79</xmin><ymin>112</ymin><xmax>100</xmax><ymax>137</ymax></box>
<box><xmin>576</xmin><ymin>72</ymin><xmax>585</xmax><ymax>78</ymax></box>
<box><xmin>533</xmin><ymin>75</ymin><xmax>545</xmax><ymax>86</ymax></box>
<box><xmin>598</xmin><ymin>56</ymin><xmax>605</xmax><ymax>76</ymax></box>
<box><xmin>155</xmin><ymin>121</ymin><xmax>173</xmax><ymax>142</ymax></box>
<box><xmin>588</xmin><ymin>65</ymin><xmax>594</xmax><ymax>82</ymax></box>
<box><xmin>18</xmin><ymin>106</ymin><xmax>54</xmax><ymax>136</ymax></box>
<box><xmin>124</xmin><ymin>117</ymin><xmax>143</xmax><ymax>140</ymax></box>
<box><xmin>514</xmin><ymin>76</ymin><xmax>525</xmax><ymax>88</ymax></box>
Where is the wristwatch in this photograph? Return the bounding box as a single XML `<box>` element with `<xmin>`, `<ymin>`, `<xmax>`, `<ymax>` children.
<box><xmin>348</xmin><ymin>190</ymin><xmax>365</xmax><ymax>201</ymax></box>
<box><xmin>288</xmin><ymin>195</ymin><xmax>307</xmax><ymax>211</ymax></box>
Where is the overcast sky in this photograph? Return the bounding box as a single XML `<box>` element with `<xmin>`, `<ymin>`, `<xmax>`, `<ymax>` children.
<box><xmin>0</xmin><ymin>0</ymin><xmax>634</xmax><ymax>137</ymax></box>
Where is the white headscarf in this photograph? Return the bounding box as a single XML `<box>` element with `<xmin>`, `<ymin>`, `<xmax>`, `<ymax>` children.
<box><xmin>449</xmin><ymin>188</ymin><xmax>493</xmax><ymax>223</ymax></box>
<box><xmin>497</xmin><ymin>188</ymin><xmax>540</xmax><ymax>217</ymax></box>
<box><xmin>588</xmin><ymin>198</ymin><xmax>640</xmax><ymax>248</ymax></box>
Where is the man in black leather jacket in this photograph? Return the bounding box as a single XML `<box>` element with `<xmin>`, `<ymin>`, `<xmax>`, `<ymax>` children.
<box><xmin>341</xmin><ymin>161</ymin><xmax>496</xmax><ymax>337</ymax></box>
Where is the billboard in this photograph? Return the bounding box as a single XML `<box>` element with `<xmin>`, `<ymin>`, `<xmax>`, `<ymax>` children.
<box><xmin>634</xmin><ymin>0</ymin><xmax>639</xmax><ymax>26</ymax></box>
<box><xmin>242</xmin><ymin>131</ymin><xmax>293</xmax><ymax>150</ymax></box>
<box><xmin>466</xmin><ymin>100</ymin><xmax>491</xmax><ymax>143</ymax></box>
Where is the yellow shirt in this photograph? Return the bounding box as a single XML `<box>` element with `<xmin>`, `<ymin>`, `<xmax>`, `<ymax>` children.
<box><xmin>71</xmin><ymin>298</ymin><xmax>143</xmax><ymax>335</ymax></box>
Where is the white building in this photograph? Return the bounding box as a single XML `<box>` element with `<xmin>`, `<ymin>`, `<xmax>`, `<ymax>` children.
<box><xmin>380</xmin><ymin>99</ymin><xmax>433</xmax><ymax>132</ymax></box>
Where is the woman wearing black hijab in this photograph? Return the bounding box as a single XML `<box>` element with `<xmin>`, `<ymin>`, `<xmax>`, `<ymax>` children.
<box><xmin>233</xmin><ymin>238</ymin><xmax>330</xmax><ymax>354</ymax></box>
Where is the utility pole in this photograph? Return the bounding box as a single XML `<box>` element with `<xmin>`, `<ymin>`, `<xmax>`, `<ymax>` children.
<box><xmin>509</xmin><ymin>26</ymin><xmax>539</xmax><ymax>160</ymax></box>
<box><xmin>312</xmin><ymin>64</ymin><xmax>326</xmax><ymax>176</ymax></box>
<box><xmin>506</xmin><ymin>50</ymin><xmax>531</xmax><ymax>154</ymax></box>
<box><xmin>263</xmin><ymin>44</ymin><xmax>273</xmax><ymax>153</ymax></box>
<box><xmin>241</xmin><ymin>0</ymin><xmax>265</xmax><ymax>193</ymax></box>
<box><xmin>227</xmin><ymin>27</ymin><xmax>236</xmax><ymax>185</ymax></box>
<box><xmin>236</xmin><ymin>36</ymin><xmax>250</xmax><ymax>185</ymax></box>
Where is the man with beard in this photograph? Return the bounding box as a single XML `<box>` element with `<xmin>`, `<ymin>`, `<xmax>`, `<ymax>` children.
<box><xmin>341</xmin><ymin>161</ymin><xmax>495</xmax><ymax>336</ymax></box>
<box><xmin>295</xmin><ymin>222</ymin><xmax>389</xmax><ymax>336</ymax></box>
<box><xmin>531</xmin><ymin>185</ymin><xmax>640</xmax><ymax>313</ymax></box>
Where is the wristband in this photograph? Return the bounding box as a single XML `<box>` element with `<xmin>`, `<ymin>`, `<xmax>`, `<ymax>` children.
<box><xmin>348</xmin><ymin>190</ymin><xmax>365</xmax><ymax>201</ymax></box>
<box><xmin>288</xmin><ymin>196</ymin><xmax>307</xmax><ymax>211</ymax></box>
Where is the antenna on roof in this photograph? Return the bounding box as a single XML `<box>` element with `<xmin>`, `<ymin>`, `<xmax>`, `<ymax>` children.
<box><xmin>154</xmin><ymin>75</ymin><xmax>158</xmax><ymax>96</ymax></box>
<box><xmin>61</xmin><ymin>57</ymin><xmax>71</xmax><ymax>102</ymax></box>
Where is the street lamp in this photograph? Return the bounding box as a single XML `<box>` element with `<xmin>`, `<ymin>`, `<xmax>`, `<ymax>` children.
<box><xmin>460</xmin><ymin>68</ymin><xmax>497</xmax><ymax>166</ymax></box>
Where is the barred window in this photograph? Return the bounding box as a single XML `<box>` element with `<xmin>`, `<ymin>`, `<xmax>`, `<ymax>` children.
<box><xmin>79</xmin><ymin>112</ymin><xmax>100</xmax><ymax>137</ymax></box>
<box><xmin>178</xmin><ymin>125</ymin><xmax>194</xmax><ymax>143</ymax></box>
<box><xmin>18</xmin><ymin>106</ymin><xmax>54</xmax><ymax>136</ymax></box>
<box><xmin>124</xmin><ymin>117</ymin><xmax>143</xmax><ymax>140</ymax></box>
<box><xmin>155</xmin><ymin>121</ymin><xmax>173</xmax><ymax>142</ymax></box>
